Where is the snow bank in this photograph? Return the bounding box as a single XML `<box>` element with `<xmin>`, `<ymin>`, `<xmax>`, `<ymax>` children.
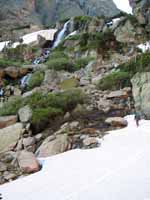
<box><xmin>0</xmin><ymin>29</ymin><xmax>57</xmax><ymax>52</ymax></box>
<box><xmin>1</xmin><ymin>115</ymin><xmax>150</xmax><ymax>200</ymax></box>
<box><xmin>137</xmin><ymin>42</ymin><xmax>150</xmax><ymax>53</ymax></box>
<box><xmin>113</xmin><ymin>0</ymin><xmax>132</xmax><ymax>14</ymax></box>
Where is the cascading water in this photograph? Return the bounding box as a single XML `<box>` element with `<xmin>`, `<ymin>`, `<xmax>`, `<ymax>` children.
<box><xmin>20</xmin><ymin>73</ymin><xmax>32</xmax><ymax>88</ymax></box>
<box><xmin>52</xmin><ymin>20</ymin><xmax>70</xmax><ymax>49</ymax></box>
<box><xmin>32</xmin><ymin>20</ymin><xmax>70</xmax><ymax>65</ymax></box>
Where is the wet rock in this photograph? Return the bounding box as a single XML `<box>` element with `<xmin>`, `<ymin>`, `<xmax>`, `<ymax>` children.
<box><xmin>0</xmin><ymin>115</ymin><xmax>17</xmax><ymax>129</ymax></box>
<box><xmin>36</xmin><ymin>135</ymin><xmax>71</xmax><ymax>158</ymax></box>
<box><xmin>17</xmin><ymin>150</ymin><xmax>40</xmax><ymax>173</ymax></box>
<box><xmin>18</xmin><ymin>105</ymin><xmax>32</xmax><ymax>123</ymax></box>
<box><xmin>0</xmin><ymin>123</ymin><xmax>23</xmax><ymax>153</ymax></box>
<box><xmin>14</xmin><ymin>88</ymin><xmax>22</xmax><ymax>96</ymax></box>
<box><xmin>105</xmin><ymin>117</ymin><xmax>128</xmax><ymax>127</ymax></box>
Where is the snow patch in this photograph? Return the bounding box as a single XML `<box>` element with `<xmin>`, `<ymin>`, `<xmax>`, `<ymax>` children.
<box><xmin>0</xmin><ymin>29</ymin><xmax>57</xmax><ymax>52</ymax></box>
<box><xmin>1</xmin><ymin>115</ymin><xmax>150</xmax><ymax>199</ymax></box>
<box><xmin>113</xmin><ymin>0</ymin><xmax>132</xmax><ymax>14</ymax></box>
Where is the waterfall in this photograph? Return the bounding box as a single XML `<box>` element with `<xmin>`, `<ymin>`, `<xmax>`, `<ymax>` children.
<box><xmin>52</xmin><ymin>21</ymin><xmax>70</xmax><ymax>49</ymax></box>
<box><xmin>20</xmin><ymin>73</ymin><xmax>32</xmax><ymax>88</ymax></box>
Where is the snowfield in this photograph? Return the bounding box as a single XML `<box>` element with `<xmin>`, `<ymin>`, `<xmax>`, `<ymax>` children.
<box><xmin>1</xmin><ymin>115</ymin><xmax>150</xmax><ymax>200</ymax></box>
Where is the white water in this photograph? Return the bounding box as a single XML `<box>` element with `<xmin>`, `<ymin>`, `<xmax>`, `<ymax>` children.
<box><xmin>1</xmin><ymin>115</ymin><xmax>150</xmax><ymax>200</ymax></box>
<box><xmin>52</xmin><ymin>21</ymin><xmax>70</xmax><ymax>49</ymax></box>
<box><xmin>137</xmin><ymin>42</ymin><xmax>150</xmax><ymax>53</ymax></box>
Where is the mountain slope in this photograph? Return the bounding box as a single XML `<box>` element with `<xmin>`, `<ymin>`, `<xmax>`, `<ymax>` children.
<box><xmin>0</xmin><ymin>0</ymin><xmax>120</xmax><ymax>41</ymax></box>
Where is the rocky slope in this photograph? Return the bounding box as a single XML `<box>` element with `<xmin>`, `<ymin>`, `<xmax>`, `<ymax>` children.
<box><xmin>0</xmin><ymin>0</ymin><xmax>120</xmax><ymax>41</ymax></box>
<box><xmin>0</xmin><ymin>0</ymin><xmax>149</xmax><ymax>185</ymax></box>
<box><xmin>129</xmin><ymin>0</ymin><xmax>150</xmax><ymax>31</ymax></box>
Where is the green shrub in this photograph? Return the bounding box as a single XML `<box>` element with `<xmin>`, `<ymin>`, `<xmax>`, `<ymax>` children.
<box><xmin>0</xmin><ymin>97</ymin><xmax>23</xmax><ymax>116</ymax></box>
<box><xmin>97</xmin><ymin>71</ymin><xmax>130</xmax><ymax>90</ymax></box>
<box><xmin>0</xmin><ymin>58</ymin><xmax>21</xmax><ymax>68</ymax></box>
<box><xmin>0</xmin><ymin>89</ymin><xmax>85</xmax><ymax>132</ymax></box>
<box><xmin>47</xmin><ymin>58</ymin><xmax>73</xmax><ymax>72</ymax></box>
<box><xmin>32</xmin><ymin>107</ymin><xmax>63</xmax><ymax>125</ymax></box>
<box><xmin>74</xmin><ymin>57</ymin><xmax>94</xmax><ymax>70</ymax></box>
<box><xmin>119</xmin><ymin>52</ymin><xmax>150</xmax><ymax>76</ymax></box>
<box><xmin>28</xmin><ymin>71</ymin><xmax>44</xmax><ymax>90</ymax></box>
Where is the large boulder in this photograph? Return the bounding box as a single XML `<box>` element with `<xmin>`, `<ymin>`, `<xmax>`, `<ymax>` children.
<box><xmin>0</xmin><ymin>115</ymin><xmax>17</xmax><ymax>129</ymax></box>
<box><xmin>114</xmin><ymin>20</ymin><xmax>136</xmax><ymax>43</ymax></box>
<box><xmin>18</xmin><ymin>105</ymin><xmax>32</xmax><ymax>123</ymax></box>
<box><xmin>5</xmin><ymin>67</ymin><xmax>19</xmax><ymax>79</ymax></box>
<box><xmin>0</xmin><ymin>123</ymin><xmax>23</xmax><ymax>153</ymax></box>
<box><xmin>105</xmin><ymin>117</ymin><xmax>128</xmax><ymax>127</ymax></box>
<box><xmin>17</xmin><ymin>151</ymin><xmax>40</xmax><ymax>173</ymax></box>
<box><xmin>131</xmin><ymin>72</ymin><xmax>150</xmax><ymax>118</ymax></box>
<box><xmin>36</xmin><ymin>135</ymin><xmax>71</xmax><ymax>158</ymax></box>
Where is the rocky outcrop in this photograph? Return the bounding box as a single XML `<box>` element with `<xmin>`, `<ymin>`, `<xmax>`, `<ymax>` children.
<box><xmin>131</xmin><ymin>72</ymin><xmax>150</xmax><ymax>118</ymax></box>
<box><xmin>129</xmin><ymin>0</ymin><xmax>150</xmax><ymax>31</ymax></box>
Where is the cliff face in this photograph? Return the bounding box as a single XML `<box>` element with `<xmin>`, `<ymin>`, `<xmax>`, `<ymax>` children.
<box><xmin>0</xmin><ymin>0</ymin><xmax>120</xmax><ymax>41</ymax></box>
<box><xmin>129</xmin><ymin>0</ymin><xmax>150</xmax><ymax>30</ymax></box>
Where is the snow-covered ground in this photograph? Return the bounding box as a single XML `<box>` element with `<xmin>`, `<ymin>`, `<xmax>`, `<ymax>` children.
<box><xmin>113</xmin><ymin>0</ymin><xmax>132</xmax><ymax>14</ymax></box>
<box><xmin>137</xmin><ymin>42</ymin><xmax>150</xmax><ymax>53</ymax></box>
<box><xmin>0</xmin><ymin>29</ymin><xmax>57</xmax><ymax>52</ymax></box>
<box><xmin>1</xmin><ymin>115</ymin><xmax>150</xmax><ymax>200</ymax></box>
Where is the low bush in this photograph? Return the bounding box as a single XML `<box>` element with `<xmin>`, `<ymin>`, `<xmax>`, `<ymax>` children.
<box><xmin>74</xmin><ymin>57</ymin><xmax>94</xmax><ymax>70</ymax></box>
<box><xmin>0</xmin><ymin>58</ymin><xmax>21</xmax><ymax>68</ymax></box>
<box><xmin>119</xmin><ymin>52</ymin><xmax>150</xmax><ymax>75</ymax></box>
<box><xmin>28</xmin><ymin>71</ymin><xmax>44</xmax><ymax>90</ymax></box>
<box><xmin>0</xmin><ymin>89</ymin><xmax>85</xmax><ymax>132</ymax></box>
<box><xmin>47</xmin><ymin>57</ymin><xmax>74</xmax><ymax>72</ymax></box>
<box><xmin>0</xmin><ymin>97</ymin><xmax>23</xmax><ymax>116</ymax></box>
<box><xmin>97</xmin><ymin>71</ymin><xmax>130</xmax><ymax>90</ymax></box>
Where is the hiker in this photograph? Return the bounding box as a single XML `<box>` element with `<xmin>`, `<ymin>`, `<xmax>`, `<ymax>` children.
<box><xmin>134</xmin><ymin>111</ymin><xmax>141</xmax><ymax>127</ymax></box>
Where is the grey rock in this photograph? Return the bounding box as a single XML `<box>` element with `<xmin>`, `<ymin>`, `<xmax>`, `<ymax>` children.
<box><xmin>0</xmin><ymin>123</ymin><xmax>23</xmax><ymax>153</ymax></box>
<box><xmin>18</xmin><ymin>105</ymin><xmax>32</xmax><ymax>123</ymax></box>
<box><xmin>17</xmin><ymin>150</ymin><xmax>40</xmax><ymax>173</ymax></box>
<box><xmin>36</xmin><ymin>135</ymin><xmax>71</xmax><ymax>158</ymax></box>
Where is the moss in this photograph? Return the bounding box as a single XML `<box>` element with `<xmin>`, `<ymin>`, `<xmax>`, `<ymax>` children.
<box><xmin>97</xmin><ymin>71</ymin><xmax>130</xmax><ymax>91</ymax></box>
<box><xmin>60</xmin><ymin>78</ymin><xmax>79</xmax><ymax>90</ymax></box>
<box><xmin>28</xmin><ymin>71</ymin><xmax>44</xmax><ymax>90</ymax></box>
